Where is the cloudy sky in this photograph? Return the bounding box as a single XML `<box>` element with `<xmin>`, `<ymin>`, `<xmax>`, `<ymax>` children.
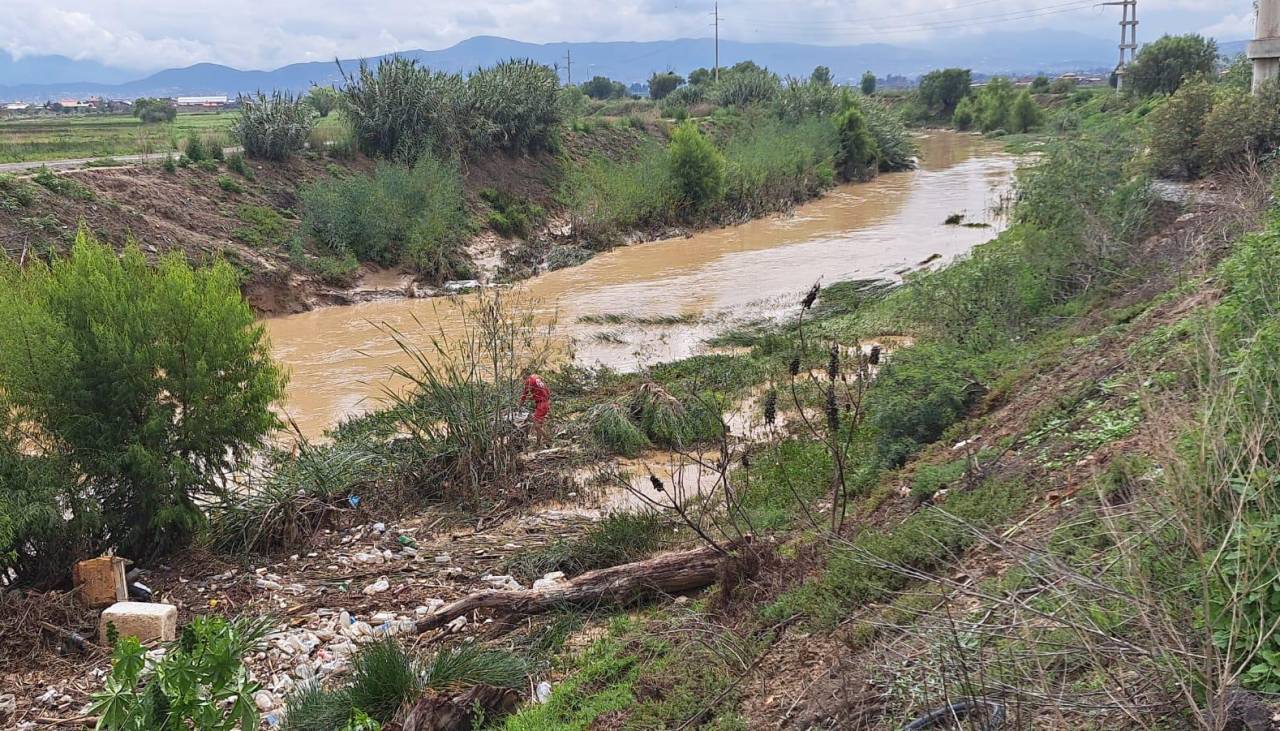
<box><xmin>2</xmin><ymin>0</ymin><xmax>1257</xmax><ymax>72</ymax></box>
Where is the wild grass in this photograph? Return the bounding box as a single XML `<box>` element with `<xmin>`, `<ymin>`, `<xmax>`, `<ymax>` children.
<box><xmin>576</xmin><ymin>312</ymin><xmax>700</xmax><ymax>326</ymax></box>
<box><xmin>30</xmin><ymin>167</ymin><xmax>93</xmax><ymax>200</ymax></box>
<box><xmin>281</xmin><ymin>683</ymin><xmax>354</xmax><ymax>731</ymax></box>
<box><xmin>422</xmin><ymin>643</ymin><xmax>528</xmax><ymax>691</ymax></box>
<box><xmin>348</xmin><ymin>637</ymin><xmax>424</xmax><ymax>722</ymax></box>
<box><xmin>506</xmin><ymin>511</ymin><xmax>666</xmax><ymax>581</ymax></box>
<box><xmin>560</xmin><ymin>143</ymin><xmax>672</xmax><ymax>244</ymax></box>
<box><xmin>585</xmin><ymin>403</ymin><xmax>650</xmax><ymax>456</ymax></box>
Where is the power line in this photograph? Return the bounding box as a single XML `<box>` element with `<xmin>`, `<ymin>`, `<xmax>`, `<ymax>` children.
<box><xmin>713</xmin><ymin>2</ymin><xmax>721</xmax><ymax>82</ymax></box>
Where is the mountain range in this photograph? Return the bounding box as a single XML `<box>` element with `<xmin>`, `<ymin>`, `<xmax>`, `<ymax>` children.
<box><xmin>0</xmin><ymin>31</ymin><xmax>1242</xmax><ymax>102</ymax></box>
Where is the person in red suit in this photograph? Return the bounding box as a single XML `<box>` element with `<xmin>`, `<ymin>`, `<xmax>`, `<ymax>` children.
<box><xmin>520</xmin><ymin>369</ymin><xmax>552</xmax><ymax>445</ymax></box>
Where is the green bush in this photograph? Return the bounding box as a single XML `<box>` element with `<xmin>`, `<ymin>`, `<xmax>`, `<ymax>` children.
<box><xmin>710</xmin><ymin>66</ymin><xmax>781</xmax><ymax>107</ymax></box>
<box><xmin>860</xmin><ymin>98</ymin><xmax>917</xmax><ymax>171</ymax></box>
<box><xmin>466</xmin><ymin>59</ymin><xmax>563</xmax><ymax>152</ymax></box>
<box><xmin>918</xmin><ymin>68</ymin><xmax>972</xmax><ymax>117</ymax></box>
<box><xmin>773</xmin><ymin>77</ymin><xmax>842</xmax><ymax>121</ymax></box>
<box><xmin>421</xmin><ymin>643</ymin><xmax>527</xmax><ymax>692</ymax></box>
<box><xmin>865</xmin><ymin>343</ymin><xmax>982</xmax><ymax>467</ymax></box>
<box><xmin>481</xmin><ymin>187</ymin><xmax>545</xmax><ymax>239</ymax></box>
<box><xmin>184</xmin><ymin>134</ymin><xmax>207</xmax><ymax>162</ymax></box>
<box><xmin>722</xmin><ymin>116</ymin><xmax>838</xmax><ymax>215</ymax></box>
<box><xmin>648</xmin><ymin>72</ymin><xmax>684</xmax><ymax>100</ymax></box>
<box><xmin>217</xmin><ymin>175</ymin><xmax>243</xmax><ymax>194</ymax></box>
<box><xmin>667</xmin><ymin>121</ymin><xmax>725</xmax><ymax>213</ymax></box>
<box><xmin>306</xmin><ymin>85</ymin><xmax>340</xmax><ymax>117</ymax></box>
<box><xmin>90</xmin><ymin>615</ymin><xmax>271</xmax><ymax>731</ymax></box>
<box><xmin>0</xmin><ymin>229</ymin><xmax>284</xmax><ymax>568</ymax></box>
<box><xmin>1145</xmin><ymin>79</ymin><xmax>1214</xmax><ymax>179</ymax></box>
<box><xmin>559</xmin><ymin>144</ymin><xmax>673</xmax><ymax>242</ymax></box>
<box><xmin>341</xmin><ymin>57</ymin><xmax>471</xmax><ymax>160</ymax></box>
<box><xmin>31</xmin><ymin>166</ymin><xmax>93</xmax><ymax>200</ymax></box>
<box><xmin>226</xmin><ymin>152</ymin><xmax>255</xmax><ymax>179</ymax></box>
<box><xmin>301</xmin><ymin>157</ymin><xmax>472</xmax><ymax>278</ymax></box>
<box><xmin>233</xmin><ymin>90</ymin><xmax>315</xmax><ymax>161</ymax></box>
<box><xmin>0</xmin><ymin>173</ymin><xmax>34</xmax><ymax>210</ymax></box>
<box><xmin>282</xmin><ymin>683</ymin><xmax>355</xmax><ymax>731</ymax></box>
<box><xmin>834</xmin><ymin>102</ymin><xmax>880</xmax><ymax>181</ymax></box>
<box><xmin>133</xmin><ymin>97</ymin><xmax>176</xmax><ymax>123</ymax></box>
<box><xmin>861</xmin><ymin>71</ymin><xmax>877</xmax><ymax>96</ymax></box>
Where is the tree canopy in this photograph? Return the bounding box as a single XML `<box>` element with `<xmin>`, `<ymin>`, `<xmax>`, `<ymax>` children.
<box><xmin>919</xmin><ymin>68</ymin><xmax>972</xmax><ymax>116</ymax></box>
<box><xmin>648</xmin><ymin>72</ymin><xmax>685</xmax><ymax>100</ymax></box>
<box><xmin>1126</xmin><ymin>34</ymin><xmax>1218</xmax><ymax>97</ymax></box>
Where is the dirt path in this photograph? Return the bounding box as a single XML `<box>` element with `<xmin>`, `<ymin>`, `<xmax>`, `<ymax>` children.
<box><xmin>0</xmin><ymin>147</ymin><xmax>242</xmax><ymax>173</ymax></box>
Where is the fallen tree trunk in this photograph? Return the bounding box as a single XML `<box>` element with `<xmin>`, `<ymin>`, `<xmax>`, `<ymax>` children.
<box><xmin>415</xmin><ymin>539</ymin><xmax>751</xmax><ymax>634</ymax></box>
<box><xmin>389</xmin><ymin>685</ymin><xmax>521</xmax><ymax>731</ymax></box>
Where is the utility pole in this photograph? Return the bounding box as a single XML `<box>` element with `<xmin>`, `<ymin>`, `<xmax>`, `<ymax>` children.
<box><xmin>1251</xmin><ymin>0</ymin><xmax>1280</xmax><ymax>94</ymax></box>
<box><xmin>564</xmin><ymin>47</ymin><xmax>573</xmax><ymax>86</ymax></box>
<box><xmin>1102</xmin><ymin>0</ymin><xmax>1137</xmax><ymax>90</ymax></box>
<box><xmin>713</xmin><ymin>2</ymin><xmax>721</xmax><ymax>82</ymax></box>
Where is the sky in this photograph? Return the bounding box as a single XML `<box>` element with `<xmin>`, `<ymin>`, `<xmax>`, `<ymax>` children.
<box><xmin>1</xmin><ymin>0</ymin><xmax>1258</xmax><ymax>72</ymax></box>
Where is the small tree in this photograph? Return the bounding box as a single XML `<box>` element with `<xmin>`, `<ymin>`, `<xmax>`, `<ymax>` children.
<box><xmin>835</xmin><ymin>98</ymin><xmax>880</xmax><ymax>181</ymax></box>
<box><xmin>952</xmin><ymin>96</ymin><xmax>977</xmax><ymax>130</ymax></box>
<box><xmin>918</xmin><ymin>68</ymin><xmax>972</xmax><ymax>116</ymax></box>
<box><xmin>581</xmin><ymin>75</ymin><xmax>625</xmax><ymax>100</ymax></box>
<box><xmin>1126</xmin><ymin>34</ymin><xmax>1218</xmax><ymax>97</ymax></box>
<box><xmin>667</xmin><ymin>121</ymin><xmax>724</xmax><ymax>212</ymax></box>
<box><xmin>0</xmin><ymin>229</ymin><xmax>285</xmax><ymax>563</ymax></box>
<box><xmin>1029</xmin><ymin>75</ymin><xmax>1051</xmax><ymax>93</ymax></box>
<box><xmin>688</xmin><ymin>67</ymin><xmax>713</xmax><ymax>86</ymax></box>
<box><xmin>132</xmin><ymin>97</ymin><xmax>175</xmax><ymax>123</ymax></box>
<box><xmin>1008</xmin><ymin>89</ymin><xmax>1043</xmax><ymax>133</ymax></box>
<box><xmin>1145</xmin><ymin>78</ymin><xmax>1214</xmax><ymax>179</ymax></box>
<box><xmin>861</xmin><ymin>71</ymin><xmax>877</xmax><ymax>96</ymax></box>
<box><xmin>648</xmin><ymin>71</ymin><xmax>685</xmax><ymax>100</ymax></box>
<box><xmin>306</xmin><ymin>85</ymin><xmax>340</xmax><ymax>117</ymax></box>
<box><xmin>811</xmin><ymin>65</ymin><xmax>833</xmax><ymax>86</ymax></box>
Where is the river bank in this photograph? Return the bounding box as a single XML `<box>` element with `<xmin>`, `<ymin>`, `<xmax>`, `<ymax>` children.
<box><xmin>267</xmin><ymin>131</ymin><xmax>1015</xmax><ymax>437</ymax></box>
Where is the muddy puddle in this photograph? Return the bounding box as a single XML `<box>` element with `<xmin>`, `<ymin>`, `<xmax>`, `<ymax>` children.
<box><xmin>266</xmin><ymin>132</ymin><xmax>1016</xmax><ymax>437</ymax></box>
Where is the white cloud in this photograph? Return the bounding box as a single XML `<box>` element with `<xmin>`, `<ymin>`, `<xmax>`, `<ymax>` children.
<box><xmin>0</xmin><ymin>0</ymin><xmax>1260</xmax><ymax>72</ymax></box>
<box><xmin>1202</xmin><ymin>12</ymin><xmax>1256</xmax><ymax>41</ymax></box>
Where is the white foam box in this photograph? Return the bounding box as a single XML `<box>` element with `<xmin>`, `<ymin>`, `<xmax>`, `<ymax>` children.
<box><xmin>99</xmin><ymin>602</ymin><xmax>178</xmax><ymax>645</ymax></box>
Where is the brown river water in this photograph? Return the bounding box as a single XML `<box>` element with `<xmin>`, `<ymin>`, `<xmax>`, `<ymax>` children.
<box><xmin>266</xmin><ymin>132</ymin><xmax>1017</xmax><ymax>438</ymax></box>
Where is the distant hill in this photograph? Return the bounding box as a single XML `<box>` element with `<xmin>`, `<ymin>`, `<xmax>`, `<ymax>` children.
<box><xmin>0</xmin><ymin>31</ymin><xmax>1125</xmax><ymax>102</ymax></box>
<box><xmin>0</xmin><ymin>51</ymin><xmax>137</xmax><ymax>87</ymax></box>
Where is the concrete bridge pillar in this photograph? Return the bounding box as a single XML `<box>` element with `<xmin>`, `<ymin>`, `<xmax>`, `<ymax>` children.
<box><xmin>1251</xmin><ymin>0</ymin><xmax>1280</xmax><ymax>94</ymax></box>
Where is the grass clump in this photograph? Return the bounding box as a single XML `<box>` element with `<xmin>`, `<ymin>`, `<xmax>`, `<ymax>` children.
<box><xmin>233</xmin><ymin>90</ymin><xmax>315</xmax><ymax>161</ymax></box>
<box><xmin>585</xmin><ymin>403</ymin><xmax>650</xmax><ymax>456</ymax></box>
<box><xmin>233</xmin><ymin>204</ymin><xmax>291</xmax><ymax>248</ymax></box>
<box><xmin>507</xmin><ymin>511</ymin><xmax>666</xmax><ymax>581</ymax></box>
<box><xmin>31</xmin><ymin>167</ymin><xmax>94</xmax><ymax>200</ymax></box>
<box><xmin>217</xmin><ymin>175</ymin><xmax>243</xmax><ymax>194</ymax></box>
<box><xmin>281</xmin><ymin>683</ymin><xmax>355</xmax><ymax>731</ymax></box>
<box><xmin>348</xmin><ymin>638</ymin><xmax>424</xmax><ymax>722</ymax></box>
<box><xmin>422</xmin><ymin>643</ymin><xmax>528</xmax><ymax>691</ymax></box>
<box><xmin>481</xmin><ymin>187</ymin><xmax>545</xmax><ymax>239</ymax></box>
<box><xmin>226</xmin><ymin>152</ymin><xmax>256</xmax><ymax>179</ymax></box>
<box><xmin>0</xmin><ymin>173</ymin><xmax>34</xmax><ymax>210</ymax></box>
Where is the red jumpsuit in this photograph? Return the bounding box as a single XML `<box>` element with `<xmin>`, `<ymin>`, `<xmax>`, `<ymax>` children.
<box><xmin>521</xmin><ymin>374</ymin><xmax>551</xmax><ymax>425</ymax></box>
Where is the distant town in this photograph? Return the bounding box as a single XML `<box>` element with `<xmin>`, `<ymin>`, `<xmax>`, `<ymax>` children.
<box><xmin>2</xmin><ymin>95</ymin><xmax>235</xmax><ymax>117</ymax></box>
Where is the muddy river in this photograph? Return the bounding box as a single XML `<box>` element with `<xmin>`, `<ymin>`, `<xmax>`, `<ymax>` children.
<box><xmin>266</xmin><ymin>132</ymin><xmax>1017</xmax><ymax>437</ymax></box>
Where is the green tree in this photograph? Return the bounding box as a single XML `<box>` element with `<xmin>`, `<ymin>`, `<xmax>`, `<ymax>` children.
<box><xmin>1223</xmin><ymin>53</ymin><xmax>1253</xmax><ymax>93</ymax></box>
<box><xmin>811</xmin><ymin>65</ymin><xmax>833</xmax><ymax>86</ymax></box>
<box><xmin>834</xmin><ymin>97</ymin><xmax>880</xmax><ymax>181</ymax></box>
<box><xmin>306</xmin><ymin>85</ymin><xmax>340</xmax><ymax>117</ymax></box>
<box><xmin>1029</xmin><ymin>75</ymin><xmax>1051</xmax><ymax>93</ymax></box>
<box><xmin>580</xmin><ymin>75</ymin><xmax>626</xmax><ymax>99</ymax></box>
<box><xmin>1126</xmin><ymin>33</ymin><xmax>1218</xmax><ymax>97</ymax></box>
<box><xmin>688</xmin><ymin>67</ymin><xmax>713</xmax><ymax>86</ymax></box>
<box><xmin>952</xmin><ymin>96</ymin><xmax>977</xmax><ymax>130</ymax></box>
<box><xmin>1008</xmin><ymin>89</ymin><xmax>1043</xmax><ymax>133</ymax></box>
<box><xmin>1145</xmin><ymin>78</ymin><xmax>1214</xmax><ymax>179</ymax></box>
<box><xmin>648</xmin><ymin>71</ymin><xmax>685</xmax><ymax>100</ymax></box>
<box><xmin>860</xmin><ymin>71</ymin><xmax>877</xmax><ymax>96</ymax></box>
<box><xmin>918</xmin><ymin>68</ymin><xmax>972</xmax><ymax>117</ymax></box>
<box><xmin>1049</xmin><ymin>77</ymin><xmax>1077</xmax><ymax>95</ymax></box>
<box><xmin>132</xmin><ymin>97</ymin><xmax>175</xmax><ymax>123</ymax></box>
<box><xmin>0</xmin><ymin>229</ymin><xmax>285</xmax><ymax>563</ymax></box>
<box><xmin>666</xmin><ymin>121</ymin><xmax>724</xmax><ymax>212</ymax></box>
<box><xmin>974</xmin><ymin>77</ymin><xmax>1017</xmax><ymax>132</ymax></box>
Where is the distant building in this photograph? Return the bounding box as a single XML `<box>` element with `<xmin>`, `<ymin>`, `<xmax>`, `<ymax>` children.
<box><xmin>3</xmin><ymin>102</ymin><xmax>31</xmax><ymax>112</ymax></box>
<box><xmin>176</xmin><ymin>95</ymin><xmax>230</xmax><ymax>109</ymax></box>
<box><xmin>48</xmin><ymin>99</ymin><xmax>92</xmax><ymax>113</ymax></box>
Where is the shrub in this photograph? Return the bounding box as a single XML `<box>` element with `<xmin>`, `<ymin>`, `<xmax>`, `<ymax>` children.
<box><xmin>481</xmin><ymin>188</ymin><xmax>545</xmax><ymax>239</ymax></box>
<box><xmin>1145</xmin><ymin>79</ymin><xmax>1214</xmax><ymax>179</ymax></box>
<box><xmin>306</xmin><ymin>85</ymin><xmax>340</xmax><ymax>117</ymax></box>
<box><xmin>834</xmin><ymin>102</ymin><xmax>880</xmax><ymax>181</ymax></box>
<box><xmin>1126</xmin><ymin>33</ymin><xmax>1217</xmax><ymax>97</ymax></box>
<box><xmin>233</xmin><ymin>91</ymin><xmax>315</xmax><ymax>161</ymax></box>
<box><xmin>90</xmin><ymin>615</ymin><xmax>271</xmax><ymax>731</ymax></box>
<box><xmin>282</xmin><ymin>683</ymin><xmax>355</xmax><ymax>731</ymax></box>
<box><xmin>340</xmin><ymin>57</ymin><xmax>470</xmax><ymax>160</ymax></box>
<box><xmin>860</xmin><ymin>98</ymin><xmax>917</xmax><ymax>171</ymax></box>
<box><xmin>226</xmin><ymin>152</ymin><xmax>255</xmax><ymax>179</ymax></box>
<box><xmin>421</xmin><ymin>644</ymin><xmax>527</xmax><ymax>692</ymax></box>
<box><xmin>559</xmin><ymin>144</ymin><xmax>672</xmax><ymax>242</ymax></box>
<box><xmin>865</xmin><ymin>343</ymin><xmax>982</xmax><ymax>467</ymax></box>
<box><xmin>773</xmin><ymin>77</ymin><xmax>842</xmax><ymax>121</ymax></box>
<box><xmin>861</xmin><ymin>71</ymin><xmax>877</xmax><ymax>96</ymax></box>
<box><xmin>301</xmin><ymin>157</ymin><xmax>471</xmax><ymax>278</ymax></box>
<box><xmin>1030</xmin><ymin>75</ymin><xmax>1051</xmax><ymax>93</ymax></box>
<box><xmin>0</xmin><ymin>229</ymin><xmax>284</xmax><ymax>566</ymax></box>
<box><xmin>0</xmin><ymin>173</ymin><xmax>34</xmax><ymax>210</ymax></box>
<box><xmin>667</xmin><ymin>121</ymin><xmax>725</xmax><ymax>213</ymax></box>
<box><xmin>217</xmin><ymin>175</ymin><xmax>243</xmax><ymax>194</ymax></box>
<box><xmin>722</xmin><ymin>116</ymin><xmax>838</xmax><ymax>215</ymax></box>
<box><xmin>466</xmin><ymin>59</ymin><xmax>563</xmax><ymax>153</ymax></box>
<box><xmin>661</xmin><ymin>84</ymin><xmax>705</xmax><ymax>114</ymax></box>
<box><xmin>196</xmin><ymin>159</ymin><xmax>219</xmax><ymax>173</ymax></box>
<box><xmin>1008</xmin><ymin>89</ymin><xmax>1044</xmax><ymax>133</ymax></box>
<box><xmin>184</xmin><ymin>134</ymin><xmax>207</xmax><ymax>162</ymax></box>
<box><xmin>711</xmin><ymin>66</ymin><xmax>781</xmax><ymax>107</ymax></box>
<box><xmin>161</xmin><ymin>155</ymin><xmax>177</xmax><ymax>173</ymax></box>
<box><xmin>580</xmin><ymin>75</ymin><xmax>628</xmax><ymax>100</ymax></box>
<box><xmin>545</xmin><ymin>245</ymin><xmax>593</xmax><ymax>270</ymax></box>
<box><xmin>952</xmin><ymin>96</ymin><xmax>976</xmax><ymax>130</ymax></box>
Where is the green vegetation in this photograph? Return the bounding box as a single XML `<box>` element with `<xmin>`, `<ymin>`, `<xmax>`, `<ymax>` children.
<box><xmin>954</xmin><ymin>77</ymin><xmax>1043</xmax><ymax>134</ymax></box>
<box><xmin>31</xmin><ymin>166</ymin><xmax>93</xmax><ymax>200</ymax></box>
<box><xmin>581</xmin><ymin>75</ymin><xmax>629</xmax><ymax>100</ymax></box>
<box><xmin>917</xmin><ymin>68</ymin><xmax>972</xmax><ymax>117</ymax></box>
<box><xmin>834</xmin><ymin>102</ymin><xmax>879</xmax><ymax>181</ymax></box>
<box><xmin>648</xmin><ymin>71</ymin><xmax>684</xmax><ymax>100</ymax></box>
<box><xmin>0</xmin><ymin>230</ymin><xmax>283</xmax><ymax>582</ymax></box>
<box><xmin>667</xmin><ymin>121</ymin><xmax>725</xmax><ymax>212</ymax></box>
<box><xmin>507</xmin><ymin>511</ymin><xmax>666</xmax><ymax>581</ymax></box>
<box><xmin>860</xmin><ymin>70</ymin><xmax>876</xmax><ymax>96</ymax></box>
<box><xmin>306</xmin><ymin>85</ymin><xmax>340</xmax><ymax>117</ymax></box>
<box><xmin>90</xmin><ymin>615</ymin><xmax>271</xmax><ymax>731</ymax></box>
<box><xmin>233</xmin><ymin>90</ymin><xmax>315</xmax><ymax>161</ymax></box>
<box><xmin>132</xmin><ymin>97</ymin><xmax>176</xmax><ymax>123</ymax></box>
<box><xmin>300</xmin><ymin>157</ymin><xmax>472</xmax><ymax>278</ymax></box>
<box><xmin>481</xmin><ymin>187</ymin><xmax>545</xmax><ymax>239</ymax></box>
<box><xmin>1125</xmin><ymin>33</ymin><xmax>1218</xmax><ymax>97</ymax></box>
